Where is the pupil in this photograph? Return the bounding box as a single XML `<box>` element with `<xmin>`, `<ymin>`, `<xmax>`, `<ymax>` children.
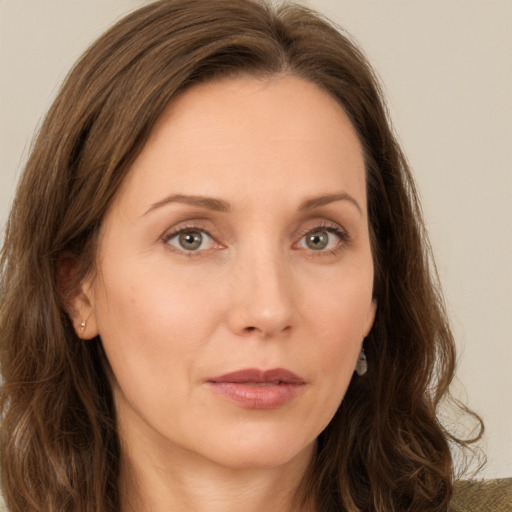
<box><xmin>179</xmin><ymin>231</ymin><xmax>202</xmax><ymax>250</ymax></box>
<box><xmin>307</xmin><ymin>231</ymin><xmax>328</xmax><ymax>250</ymax></box>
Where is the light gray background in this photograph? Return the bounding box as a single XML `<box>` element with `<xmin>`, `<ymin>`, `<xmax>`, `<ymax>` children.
<box><xmin>1</xmin><ymin>0</ymin><xmax>510</xmax><ymax>479</ymax></box>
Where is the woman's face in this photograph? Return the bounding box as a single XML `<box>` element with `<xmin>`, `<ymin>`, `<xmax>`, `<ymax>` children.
<box><xmin>76</xmin><ymin>75</ymin><xmax>376</xmax><ymax>471</ymax></box>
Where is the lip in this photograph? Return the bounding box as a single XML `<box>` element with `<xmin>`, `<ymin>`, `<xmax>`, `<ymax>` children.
<box><xmin>206</xmin><ymin>368</ymin><xmax>305</xmax><ymax>409</ymax></box>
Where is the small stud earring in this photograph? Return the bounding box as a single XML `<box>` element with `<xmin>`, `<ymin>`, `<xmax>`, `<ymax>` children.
<box><xmin>80</xmin><ymin>320</ymin><xmax>87</xmax><ymax>335</ymax></box>
<box><xmin>355</xmin><ymin>347</ymin><xmax>368</xmax><ymax>376</ymax></box>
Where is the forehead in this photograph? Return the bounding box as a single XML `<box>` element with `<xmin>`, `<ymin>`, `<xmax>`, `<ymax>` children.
<box><xmin>113</xmin><ymin>74</ymin><xmax>367</xmax><ymax>214</ymax></box>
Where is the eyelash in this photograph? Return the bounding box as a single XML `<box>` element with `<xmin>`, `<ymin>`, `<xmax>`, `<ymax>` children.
<box><xmin>162</xmin><ymin>222</ymin><xmax>218</xmax><ymax>258</ymax></box>
<box><xmin>161</xmin><ymin>220</ymin><xmax>350</xmax><ymax>257</ymax></box>
<box><xmin>295</xmin><ymin>221</ymin><xmax>350</xmax><ymax>258</ymax></box>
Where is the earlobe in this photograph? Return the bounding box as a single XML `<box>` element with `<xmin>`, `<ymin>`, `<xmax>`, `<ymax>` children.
<box><xmin>57</xmin><ymin>253</ymin><xmax>99</xmax><ymax>340</ymax></box>
<box><xmin>75</xmin><ymin>307</ymin><xmax>98</xmax><ymax>340</ymax></box>
<box><xmin>70</xmin><ymin>280</ymin><xmax>99</xmax><ymax>340</ymax></box>
<box><xmin>364</xmin><ymin>299</ymin><xmax>377</xmax><ymax>337</ymax></box>
<box><xmin>70</xmin><ymin>282</ymin><xmax>99</xmax><ymax>340</ymax></box>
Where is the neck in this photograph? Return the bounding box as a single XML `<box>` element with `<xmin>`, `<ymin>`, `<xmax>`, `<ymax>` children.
<box><xmin>119</xmin><ymin>437</ymin><xmax>316</xmax><ymax>512</ymax></box>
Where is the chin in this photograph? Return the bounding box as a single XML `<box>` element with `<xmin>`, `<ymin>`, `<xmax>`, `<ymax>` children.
<box><xmin>191</xmin><ymin>427</ymin><xmax>317</xmax><ymax>471</ymax></box>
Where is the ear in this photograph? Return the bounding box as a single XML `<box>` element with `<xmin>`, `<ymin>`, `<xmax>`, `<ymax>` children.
<box><xmin>363</xmin><ymin>299</ymin><xmax>377</xmax><ymax>338</ymax></box>
<box><xmin>57</xmin><ymin>253</ymin><xmax>99</xmax><ymax>340</ymax></box>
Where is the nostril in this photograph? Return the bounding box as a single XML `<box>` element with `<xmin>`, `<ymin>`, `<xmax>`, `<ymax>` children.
<box><xmin>241</xmin><ymin>324</ymin><xmax>292</xmax><ymax>337</ymax></box>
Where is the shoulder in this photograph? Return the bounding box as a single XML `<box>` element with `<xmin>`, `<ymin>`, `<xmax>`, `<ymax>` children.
<box><xmin>449</xmin><ymin>478</ymin><xmax>512</xmax><ymax>512</ymax></box>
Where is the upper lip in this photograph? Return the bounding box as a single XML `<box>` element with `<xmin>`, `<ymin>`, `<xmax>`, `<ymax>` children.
<box><xmin>208</xmin><ymin>368</ymin><xmax>305</xmax><ymax>384</ymax></box>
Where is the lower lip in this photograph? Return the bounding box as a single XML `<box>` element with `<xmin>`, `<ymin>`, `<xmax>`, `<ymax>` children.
<box><xmin>207</xmin><ymin>382</ymin><xmax>304</xmax><ymax>409</ymax></box>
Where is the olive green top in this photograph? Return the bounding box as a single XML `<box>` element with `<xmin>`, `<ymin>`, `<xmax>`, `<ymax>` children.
<box><xmin>450</xmin><ymin>478</ymin><xmax>512</xmax><ymax>512</ymax></box>
<box><xmin>0</xmin><ymin>478</ymin><xmax>510</xmax><ymax>511</ymax></box>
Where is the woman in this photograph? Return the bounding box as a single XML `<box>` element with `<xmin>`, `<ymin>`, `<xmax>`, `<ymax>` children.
<box><xmin>0</xmin><ymin>1</ymin><xmax>482</xmax><ymax>511</ymax></box>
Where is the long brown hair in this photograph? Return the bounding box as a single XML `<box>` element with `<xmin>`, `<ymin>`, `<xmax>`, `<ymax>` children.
<box><xmin>0</xmin><ymin>1</ymin><xmax>482</xmax><ymax>511</ymax></box>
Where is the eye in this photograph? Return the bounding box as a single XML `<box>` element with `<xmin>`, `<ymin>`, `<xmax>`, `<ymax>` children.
<box><xmin>297</xmin><ymin>227</ymin><xmax>345</xmax><ymax>252</ymax></box>
<box><xmin>165</xmin><ymin>228</ymin><xmax>214</xmax><ymax>252</ymax></box>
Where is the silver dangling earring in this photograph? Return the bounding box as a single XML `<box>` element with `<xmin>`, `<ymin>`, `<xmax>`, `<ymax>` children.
<box><xmin>355</xmin><ymin>346</ymin><xmax>368</xmax><ymax>376</ymax></box>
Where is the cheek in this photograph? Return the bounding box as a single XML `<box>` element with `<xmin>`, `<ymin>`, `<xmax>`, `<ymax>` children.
<box><xmin>91</xmin><ymin>259</ymin><xmax>225</xmax><ymax>396</ymax></box>
<box><xmin>303</xmin><ymin>261</ymin><xmax>374</xmax><ymax>342</ymax></box>
<box><xmin>296</xmin><ymin>268</ymin><xmax>374</xmax><ymax>417</ymax></box>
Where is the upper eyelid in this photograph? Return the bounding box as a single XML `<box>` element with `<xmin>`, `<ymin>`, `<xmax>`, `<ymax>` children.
<box><xmin>165</xmin><ymin>226</ymin><xmax>214</xmax><ymax>240</ymax></box>
<box><xmin>161</xmin><ymin>221</ymin><xmax>216</xmax><ymax>240</ymax></box>
<box><xmin>296</xmin><ymin>226</ymin><xmax>348</xmax><ymax>245</ymax></box>
<box><xmin>295</xmin><ymin>219</ymin><xmax>349</xmax><ymax>239</ymax></box>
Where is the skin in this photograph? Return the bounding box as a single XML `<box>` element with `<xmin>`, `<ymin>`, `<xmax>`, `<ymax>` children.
<box><xmin>72</xmin><ymin>75</ymin><xmax>376</xmax><ymax>512</ymax></box>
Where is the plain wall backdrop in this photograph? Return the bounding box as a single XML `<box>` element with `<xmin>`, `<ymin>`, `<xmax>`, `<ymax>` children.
<box><xmin>1</xmin><ymin>0</ymin><xmax>511</xmax><ymax>479</ymax></box>
<box><xmin>307</xmin><ymin>0</ymin><xmax>512</xmax><ymax>480</ymax></box>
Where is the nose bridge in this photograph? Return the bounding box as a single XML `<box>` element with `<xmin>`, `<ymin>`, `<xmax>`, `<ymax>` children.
<box><xmin>228</xmin><ymin>233</ymin><xmax>295</xmax><ymax>337</ymax></box>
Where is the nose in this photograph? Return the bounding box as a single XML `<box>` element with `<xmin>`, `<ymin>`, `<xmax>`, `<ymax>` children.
<box><xmin>227</xmin><ymin>245</ymin><xmax>296</xmax><ymax>339</ymax></box>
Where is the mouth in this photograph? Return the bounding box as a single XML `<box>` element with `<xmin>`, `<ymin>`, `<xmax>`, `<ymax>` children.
<box><xmin>206</xmin><ymin>368</ymin><xmax>305</xmax><ymax>409</ymax></box>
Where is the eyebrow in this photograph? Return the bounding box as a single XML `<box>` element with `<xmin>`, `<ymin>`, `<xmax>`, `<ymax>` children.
<box><xmin>143</xmin><ymin>194</ymin><xmax>231</xmax><ymax>215</ymax></box>
<box><xmin>298</xmin><ymin>193</ymin><xmax>362</xmax><ymax>215</ymax></box>
<box><xmin>143</xmin><ymin>192</ymin><xmax>362</xmax><ymax>216</ymax></box>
